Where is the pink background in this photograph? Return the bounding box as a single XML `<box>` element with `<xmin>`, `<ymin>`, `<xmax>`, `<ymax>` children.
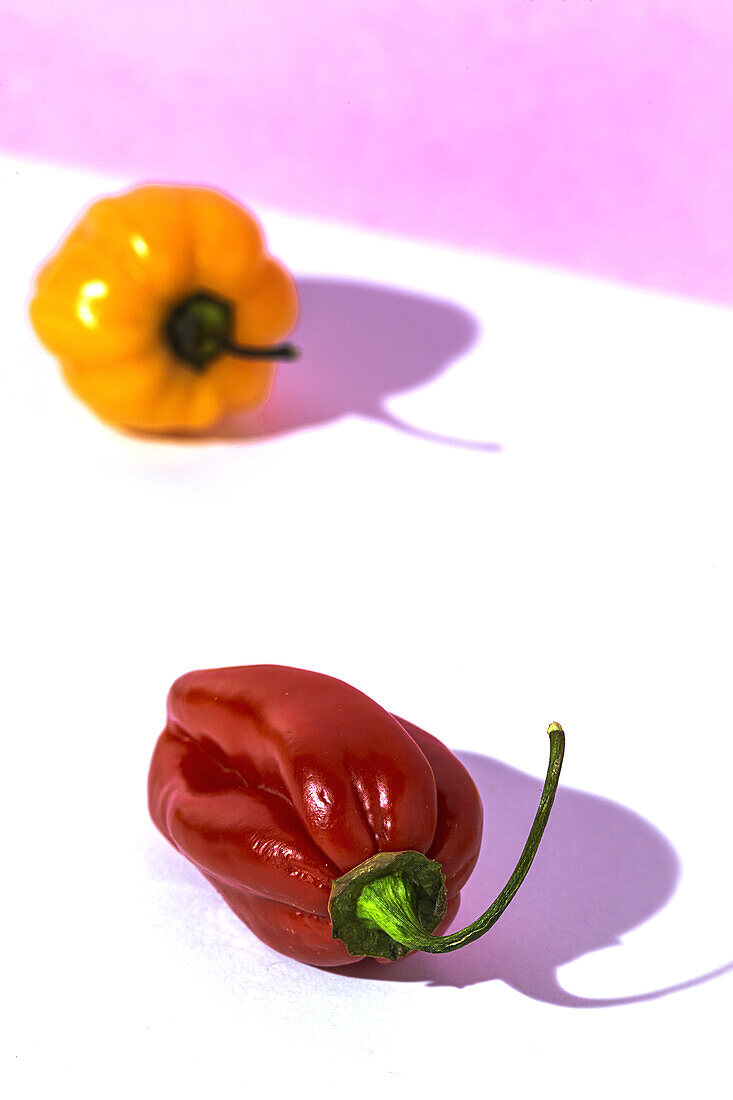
<box><xmin>3</xmin><ymin>1</ymin><xmax>733</xmax><ymax>303</ymax></box>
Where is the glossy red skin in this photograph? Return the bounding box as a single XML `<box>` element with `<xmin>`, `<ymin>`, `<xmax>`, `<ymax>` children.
<box><xmin>148</xmin><ymin>665</ymin><xmax>483</xmax><ymax>966</ymax></box>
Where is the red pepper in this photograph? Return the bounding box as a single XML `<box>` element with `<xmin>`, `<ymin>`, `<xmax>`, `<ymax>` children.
<box><xmin>148</xmin><ymin>665</ymin><xmax>564</xmax><ymax>966</ymax></box>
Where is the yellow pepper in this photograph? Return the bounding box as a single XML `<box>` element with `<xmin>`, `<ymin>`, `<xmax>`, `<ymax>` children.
<box><xmin>29</xmin><ymin>184</ymin><xmax>299</xmax><ymax>433</ymax></box>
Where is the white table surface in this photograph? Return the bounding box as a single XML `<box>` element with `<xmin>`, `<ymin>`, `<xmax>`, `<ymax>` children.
<box><xmin>3</xmin><ymin>154</ymin><xmax>732</xmax><ymax>1098</ymax></box>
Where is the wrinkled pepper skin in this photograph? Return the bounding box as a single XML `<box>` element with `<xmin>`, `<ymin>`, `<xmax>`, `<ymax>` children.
<box><xmin>148</xmin><ymin>665</ymin><xmax>483</xmax><ymax>967</ymax></box>
<box><xmin>29</xmin><ymin>185</ymin><xmax>297</xmax><ymax>433</ymax></box>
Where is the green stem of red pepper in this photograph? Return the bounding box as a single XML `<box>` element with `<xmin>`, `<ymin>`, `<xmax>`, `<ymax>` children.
<box><xmin>329</xmin><ymin>723</ymin><xmax>565</xmax><ymax>959</ymax></box>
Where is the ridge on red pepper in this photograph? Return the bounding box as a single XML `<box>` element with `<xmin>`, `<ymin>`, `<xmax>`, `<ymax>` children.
<box><xmin>148</xmin><ymin>664</ymin><xmax>564</xmax><ymax>966</ymax></box>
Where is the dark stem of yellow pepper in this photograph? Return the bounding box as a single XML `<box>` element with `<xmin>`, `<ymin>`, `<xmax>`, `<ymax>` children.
<box><xmin>164</xmin><ymin>291</ymin><xmax>299</xmax><ymax>372</ymax></box>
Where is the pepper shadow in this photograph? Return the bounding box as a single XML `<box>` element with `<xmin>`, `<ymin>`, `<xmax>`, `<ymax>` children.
<box><xmin>333</xmin><ymin>751</ymin><xmax>733</xmax><ymax>1005</ymax></box>
<box><xmin>215</xmin><ymin>277</ymin><xmax>499</xmax><ymax>450</ymax></box>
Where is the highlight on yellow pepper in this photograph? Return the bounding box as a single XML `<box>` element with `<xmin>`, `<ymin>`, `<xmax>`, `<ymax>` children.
<box><xmin>29</xmin><ymin>184</ymin><xmax>299</xmax><ymax>433</ymax></box>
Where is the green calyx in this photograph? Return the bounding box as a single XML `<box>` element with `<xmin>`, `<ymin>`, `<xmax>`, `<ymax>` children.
<box><xmin>329</xmin><ymin>722</ymin><xmax>565</xmax><ymax>960</ymax></box>
<box><xmin>329</xmin><ymin>850</ymin><xmax>447</xmax><ymax>961</ymax></box>
<box><xmin>164</xmin><ymin>290</ymin><xmax>299</xmax><ymax>372</ymax></box>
